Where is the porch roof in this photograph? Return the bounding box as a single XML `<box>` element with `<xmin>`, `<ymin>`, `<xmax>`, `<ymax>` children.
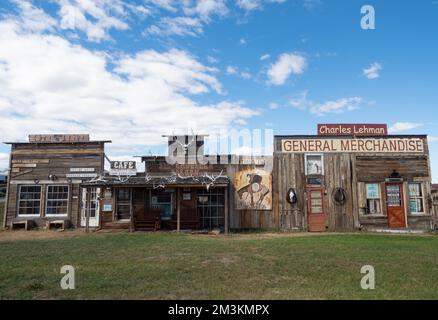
<box><xmin>81</xmin><ymin>175</ymin><xmax>229</xmax><ymax>188</ymax></box>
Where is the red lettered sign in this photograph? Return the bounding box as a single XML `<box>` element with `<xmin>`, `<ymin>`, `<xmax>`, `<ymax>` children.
<box><xmin>317</xmin><ymin>124</ymin><xmax>388</xmax><ymax>136</ymax></box>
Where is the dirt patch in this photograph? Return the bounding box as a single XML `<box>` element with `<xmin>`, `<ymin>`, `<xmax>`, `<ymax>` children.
<box><xmin>0</xmin><ymin>229</ymin><xmax>90</xmax><ymax>242</ymax></box>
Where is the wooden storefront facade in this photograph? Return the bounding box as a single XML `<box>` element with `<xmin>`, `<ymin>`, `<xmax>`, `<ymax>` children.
<box><xmin>2</xmin><ymin>130</ymin><xmax>436</xmax><ymax>233</ymax></box>
<box><xmin>274</xmin><ymin>135</ymin><xmax>435</xmax><ymax>232</ymax></box>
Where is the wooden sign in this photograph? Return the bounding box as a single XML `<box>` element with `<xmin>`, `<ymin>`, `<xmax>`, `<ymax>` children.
<box><xmin>29</xmin><ymin>134</ymin><xmax>90</xmax><ymax>143</ymax></box>
<box><xmin>12</xmin><ymin>159</ymin><xmax>50</xmax><ymax>164</ymax></box>
<box><xmin>281</xmin><ymin>138</ymin><xmax>424</xmax><ymax>154</ymax></box>
<box><xmin>110</xmin><ymin>161</ymin><xmax>137</xmax><ymax>176</ymax></box>
<box><xmin>317</xmin><ymin>124</ymin><xmax>388</xmax><ymax>136</ymax></box>
<box><xmin>175</xmin><ymin>164</ymin><xmax>211</xmax><ymax>177</ymax></box>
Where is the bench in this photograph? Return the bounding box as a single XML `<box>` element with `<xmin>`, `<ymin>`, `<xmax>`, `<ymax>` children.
<box><xmin>134</xmin><ymin>208</ymin><xmax>162</xmax><ymax>231</ymax></box>
<box><xmin>11</xmin><ymin>220</ymin><xmax>34</xmax><ymax>231</ymax></box>
<box><xmin>46</xmin><ymin>220</ymin><xmax>70</xmax><ymax>231</ymax></box>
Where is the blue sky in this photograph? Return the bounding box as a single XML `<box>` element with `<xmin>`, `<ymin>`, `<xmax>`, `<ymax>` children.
<box><xmin>0</xmin><ymin>0</ymin><xmax>437</xmax><ymax>181</ymax></box>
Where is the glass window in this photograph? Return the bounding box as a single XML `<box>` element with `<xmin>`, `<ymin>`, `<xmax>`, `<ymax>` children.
<box><xmin>151</xmin><ymin>191</ymin><xmax>172</xmax><ymax>220</ymax></box>
<box><xmin>365</xmin><ymin>183</ymin><xmax>382</xmax><ymax>215</ymax></box>
<box><xmin>18</xmin><ymin>185</ymin><xmax>42</xmax><ymax>216</ymax></box>
<box><xmin>46</xmin><ymin>185</ymin><xmax>69</xmax><ymax>215</ymax></box>
<box><xmin>409</xmin><ymin>183</ymin><xmax>424</xmax><ymax>214</ymax></box>
<box><xmin>116</xmin><ymin>189</ymin><xmax>131</xmax><ymax>220</ymax></box>
<box><xmin>305</xmin><ymin>155</ymin><xmax>324</xmax><ymax>175</ymax></box>
<box><xmin>197</xmin><ymin>189</ymin><xmax>225</xmax><ymax>229</ymax></box>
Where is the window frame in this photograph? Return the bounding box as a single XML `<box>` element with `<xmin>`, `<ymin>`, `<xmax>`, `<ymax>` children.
<box><xmin>45</xmin><ymin>185</ymin><xmax>70</xmax><ymax>217</ymax></box>
<box><xmin>305</xmin><ymin>154</ymin><xmax>324</xmax><ymax>176</ymax></box>
<box><xmin>17</xmin><ymin>185</ymin><xmax>42</xmax><ymax>217</ymax></box>
<box><xmin>408</xmin><ymin>183</ymin><xmax>426</xmax><ymax>215</ymax></box>
<box><xmin>364</xmin><ymin>183</ymin><xmax>383</xmax><ymax>216</ymax></box>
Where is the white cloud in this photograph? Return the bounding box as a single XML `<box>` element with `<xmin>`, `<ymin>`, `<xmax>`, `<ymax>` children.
<box><xmin>226</xmin><ymin>66</ymin><xmax>239</xmax><ymax>75</ymax></box>
<box><xmin>310</xmin><ymin>97</ymin><xmax>362</xmax><ymax>116</ymax></box>
<box><xmin>184</xmin><ymin>0</ymin><xmax>229</xmax><ymax>21</ymax></box>
<box><xmin>267</xmin><ymin>53</ymin><xmax>307</xmax><ymax>86</ymax></box>
<box><xmin>0</xmin><ymin>16</ymin><xmax>257</xmax><ymax>157</ymax></box>
<box><xmin>10</xmin><ymin>0</ymin><xmax>57</xmax><ymax>33</ymax></box>
<box><xmin>260</xmin><ymin>54</ymin><xmax>270</xmax><ymax>61</ymax></box>
<box><xmin>389</xmin><ymin>122</ymin><xmax>423</xmax><ymax>133</ymax></box>
<box><xmin>239</xmin><ymin>37</ymin><xmax>247</xmax><ymax>45</ymax></box>
<box><xmin>236</xmin><ymin>0</ymin><xmax>263</xmax><ymax>11</ymax></box>
<box><xmin>56</xmin><ymin>0</ymin><xmax>130</xmax><ymax>42</ymax></box>
<box><xmin>146</xmin><ymin>16</ymin><xmax>204</xmax><ymax>37</ymax></box>
<box><xmin>0</xmin><ymin>153</ymin><xmax>9</xmax><ymax>171</ymax></box>
<box><xmin>290</xmin><ymin>92</ymin><xmax>363</xmax><ymax>115</ymax></box>
<box><xmin>363</xmin><ymin>62</ymin><xmax>382</xmax><ymax>80</ymax></box>
<box><xmin>303</xmin><ymin>0</ymin><xmax>323</xmax><ymax>10</ymax></box>
<box><xmin>226</xmin><ymin>66</ymin><xmax>252</xmax><ymax>79</ymax></box>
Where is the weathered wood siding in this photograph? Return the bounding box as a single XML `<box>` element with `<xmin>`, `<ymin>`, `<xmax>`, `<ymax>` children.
<box><xmin>5</xmin><ymin>142</ymin><xmax>106</xmax><ymax>229</ymax></box>
<box><xmin>274</xmin><ymin>136</ymin><xmax>434</xmax><ymax>232</ymax></box>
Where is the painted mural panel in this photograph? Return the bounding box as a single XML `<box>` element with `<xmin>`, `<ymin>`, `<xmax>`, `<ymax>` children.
<box><xmin>235</xmin><ymin>169</ymin><xmax>272</xmax><ymax>210</ymax></box>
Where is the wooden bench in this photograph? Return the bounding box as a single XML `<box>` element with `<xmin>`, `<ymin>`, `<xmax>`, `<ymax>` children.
<box><xmin>47</xmin><ymin>220</ymin><xmax>69</xmax><ymax>231</ymax></box>
<box><xmin>134</xmin><ymin>208</ymin><xmax>162</xmax><ymax>231</ymax></box>
<box><xmin>11</xmin><ymin>220</ymin><xmax>34</xmax><ymax>231</ymax></box>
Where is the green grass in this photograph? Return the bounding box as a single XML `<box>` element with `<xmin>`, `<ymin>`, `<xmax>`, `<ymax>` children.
<box><xmin>0</xmin><ymin>232</ymin><xmax>437</xmax><ymax>299</ymax></box>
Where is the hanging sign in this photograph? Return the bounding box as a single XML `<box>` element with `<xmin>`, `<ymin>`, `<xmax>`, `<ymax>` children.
<box><xmin>317</xmin><ymin>124</ymin><xmax>388</xmax><ymax>136</ymax></box>
<box><xmin>110</xmin><ymin>161</ymin><xmax>137</xmax><ymax>176</ymax></box>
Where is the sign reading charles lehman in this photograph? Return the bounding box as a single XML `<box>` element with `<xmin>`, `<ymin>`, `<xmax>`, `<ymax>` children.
<box><xmin>317</xmin><ymin>124</ymin><xmax>388</xmax><ymax>136</ymax></box>
<box><xmin>281</xmin><ymin>138</ymin><xmax>425</xmax><ymax>154</ymax></box>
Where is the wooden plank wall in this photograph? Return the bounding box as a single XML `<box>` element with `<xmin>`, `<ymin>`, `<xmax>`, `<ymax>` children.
<box><xmin>227</xmin><ymin>163</ymin><xmax>277</xmax><ymax>230</ymax></box>
<box><xmin>5</xmin><ymin>142</ymin><xmax>105</xmax><ymax>228</ymax></box>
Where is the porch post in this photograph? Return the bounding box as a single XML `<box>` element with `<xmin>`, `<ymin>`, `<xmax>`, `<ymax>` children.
<box><xmin>177</xmin><ymin>188</ymin><xmax>181</xmax><ymax>233</ymax></box>
<box><xmin>224</xmin><ymin>187</ymin><xmax>229</xmax><ymax>235</ymax></box>
<box><xmin>130</xmin><ymin>188</ymin><xmax>134</xmax><ymax>232</ymax></box>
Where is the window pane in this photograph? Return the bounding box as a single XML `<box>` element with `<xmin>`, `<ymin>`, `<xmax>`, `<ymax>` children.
<box><xmin>18</xmin><ymin>185</ymin><xmax>41</xmax><ymax>216</ymax></box>
<box><xmin>46</xmin><ymin>185</ymin><xmax>69</xmax><ymax>215</ymax></box>
<box><xmin>366</xmin><ymin>184</ymin><xmax>380</xmax><ymax>199</ymax></box>
<box><xmin>306</xmin><ymin>155</ymin><xmax>323</xmax><ymax>175</ymax></box>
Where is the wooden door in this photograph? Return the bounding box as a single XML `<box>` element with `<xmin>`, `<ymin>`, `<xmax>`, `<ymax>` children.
<box><xmin>386</xmin><ymin>183</ymin><xmax>407</xmax><ymax>228</ymax></box>
<box><xmin>307</xmin><ymin>188</ymin><xmax>326</xmax><ymax>232</ymax></box>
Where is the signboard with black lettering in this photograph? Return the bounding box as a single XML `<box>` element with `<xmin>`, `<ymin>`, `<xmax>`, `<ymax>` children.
<box><xmin>317</xmin><ymin>124</ymin><xmax>388</xmax><ymax>136</ymax></box>
<box><xmin>29</xmin><ymin>134</ymin><xmax>90</xmax><ymax>143</ymax></box>
<box><xmin>110</xmin><ymin>161</ymin><xmax>137</xmax><ymax>176</ymax></box>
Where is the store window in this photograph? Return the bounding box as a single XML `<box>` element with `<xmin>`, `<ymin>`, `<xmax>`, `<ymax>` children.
<box><xmin>46</xmin><ymin>185</ymin><xmax>69</xmax><ymax>216</ymax></box>
<box><xmin>18</xmin><ymin>185</ymin><xmax>42</xmax><ymax>216</ymax></box>
<box><xmin>408</xmin><ymin>183</ymin><xmax>425</xmax><ymax>214</ymax></box>
<box><xmin>365</xmin><ymin>183</ymin><xmax>382</xmax><ymax>215</ymax></box>
<box><xmin>116</xmin><ymin>189</ymin><xmax>131</xmax><ymax>220</ymax></box>
<box><xmin>305</xmin><ymin>154</ymin><xmax>324</xmax><ymax>176</ymax></box>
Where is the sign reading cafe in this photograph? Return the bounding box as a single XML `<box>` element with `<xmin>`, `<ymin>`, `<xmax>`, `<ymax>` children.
<box><xmin>281</xmin><ymin>138</ymin><xmax>425</xmax><ymax>154</ymax></box>
<box><xmin>110</xmin><ymin>161</ymin><xmax>137</xmax><ymax>176</ymax></box>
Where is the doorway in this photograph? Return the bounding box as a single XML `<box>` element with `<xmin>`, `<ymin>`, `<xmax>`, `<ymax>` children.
<box><xmin>307</xmin><ymin>187</ymin><xmax>326</xmax><ymax>232</ymax></box>
<box><xmin>386</xmin><ymin>183</ymin><xmax>407</xmax><ymax>228</ymax></box>
<box><xmin>81</xmin><ymin>188</ymin><xmax>100</xmax><ymax>227</ymax></box>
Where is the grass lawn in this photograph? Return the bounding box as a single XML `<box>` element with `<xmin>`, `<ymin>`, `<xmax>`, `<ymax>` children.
<box><xmin>0</xmin><ymin>232</ymin><xmax>437</xmax><ymax>300</ymax></box>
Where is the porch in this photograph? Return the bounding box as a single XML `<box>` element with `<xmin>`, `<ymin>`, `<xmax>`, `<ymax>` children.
<box><xmin>81</xmin><ymin>176</ymin><xmax>230</xmax><ymax>233</ymax></box>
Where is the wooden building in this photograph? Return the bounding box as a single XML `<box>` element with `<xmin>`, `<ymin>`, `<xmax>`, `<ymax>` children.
<box><xmin>2</xmin><ymin>135</ymin><xmax>109</xmax><ymax>230</ymax></box>
<box><xmin>274</xmin><ymin>130</ymin><xmax>435</xmax><ymax>232</ymax></box>
<box><xmin>432</xmin><ymin>184</ymin><xmax>438</xmax><ymax>227</ymax></box>
<box><xmin>2</xmin><ymin>126</ymin><xmax>436</xmax><ymax>233</ymax></box>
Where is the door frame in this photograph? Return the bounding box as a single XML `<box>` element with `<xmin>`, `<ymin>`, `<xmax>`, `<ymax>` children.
<box><xmin>81</xmin><ymin>187</ymin><xmax>101</xmax><ymax>228</ymax></box>
<box><xmin>385</xmin><ymin>182</ymin><xmax>407</xmax><ymax>228</ymax></box>
<box><xmin>306</xmin><ymin>187</ymin><xmax>326</xmax><ymax>232</ymax></box>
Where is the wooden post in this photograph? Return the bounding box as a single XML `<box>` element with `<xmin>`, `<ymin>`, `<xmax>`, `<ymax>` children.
<box><xmin>2</xmin><ymin>150</ymin><xmax>12</xmax><ymax>229</ymax></box>
<box><xmin>224</xmin><ymin>187</ymin><xmax>229</xmax><ymax>235</ymax></box>
<box><xmin>177</xmin><ymin>188</ymin><xmax>181</xmax><ymax>233</ymax></box>
<box><xmin>130</xmin><ymin>188</ymin><xmax>134</xmax><ymax>232</ymax></box>
<box><xmin>85</xmin><ymin>188</ymin><xmax>90</xmax><ymax>233</ymax></box>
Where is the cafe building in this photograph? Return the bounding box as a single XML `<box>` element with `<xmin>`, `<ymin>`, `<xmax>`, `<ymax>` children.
<box><xmin>274</xmin><ymin>124</ymin><xmax>436</xmax><ymax>232</ymax></box>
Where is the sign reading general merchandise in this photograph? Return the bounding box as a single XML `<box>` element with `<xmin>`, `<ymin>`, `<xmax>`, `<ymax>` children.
<box><xmin>110</xmin><ymin>161</ymin><xmax>137</xmax><ymax>176</ymax></box>
<box><xmin>281</xmin><ymin>138</ymin><xmax>425</xmax><ymax>154</ymax></box>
